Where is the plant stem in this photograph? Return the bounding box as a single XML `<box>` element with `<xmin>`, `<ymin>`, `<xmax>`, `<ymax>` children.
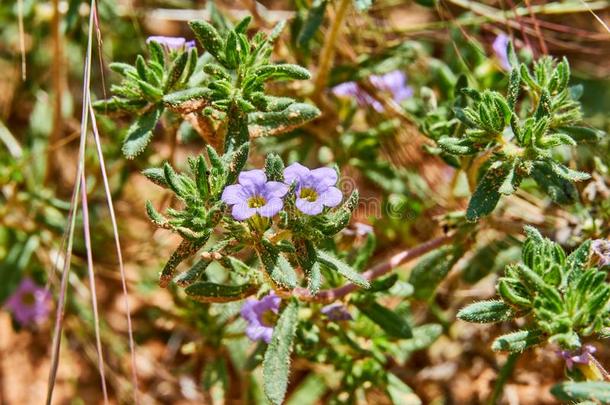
<box><xmin>488</xmin><ymin>352</ymin><xmax>519</xmax><ymax>405</ymax></box>
<box><xmin>292</xmin><ymin>232</ymin><xmax>455</xmax><ymax>302</ymax></box>
<box><xmin>312</xmin><ymin>0</ymin><xmax>351</xmax><ymax>102</ymax></box>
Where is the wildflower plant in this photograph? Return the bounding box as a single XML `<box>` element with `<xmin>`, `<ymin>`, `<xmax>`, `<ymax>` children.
<box><xmin>429</xmin><ymin>46</ymin><xmax>604</xmax><ymax>221</ymax></box>
<box><xmin>458</xmin><ymin>226</ymin><xmax>610</xmax><ymax>356</ymax></box>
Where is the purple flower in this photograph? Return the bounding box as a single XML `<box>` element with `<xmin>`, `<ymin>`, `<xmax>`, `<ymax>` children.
<box><xmin>240</xmin><ymin>292</ymin><xmax>281</xmax><ymax>343</ymax></box>
<box><xmin>146</xmin><ymin>36</ymin><xmax>195</xmax><ymax>51</ymax></box>
<box><xmin>331</xmin><ymin>70</ymin><xmax>413</xmax><ymax>112</ymax></box>
<box><xmin>284</xmin><ymin>163</ymin><xmax>343</xmax><ymax>215</ymax></box>
<box><xmin>222</xmin><ymin>170</ymin><xmax>289</xmax><ymax>221</ymax></box>
<box><xmin>493</xmin><ymin>33</ymin><xmax>511</xmax><ymax>71</ymax></box>
<box><xmin>592</xmin><ymin>239</ymin><xmax>610</xmax><ymax>267</ymax></box>
<box><xmin>321</xmin><ymin>303</ymin><xmax>353</xmax><ymax>321</ymax></box>
<box><xmin>559</xmin><ymin>344</ymin><xmax>596</xmax><ymax>370</ymax></box>
<box><xmin>4</xmin><ymin>277</ymin><xmax>52</xmax><ymax>327</ymax></box>
<box><xmin>343</xmin><ymin>222</ymin><xmax>374</xmax><ymax>237</ymax></box>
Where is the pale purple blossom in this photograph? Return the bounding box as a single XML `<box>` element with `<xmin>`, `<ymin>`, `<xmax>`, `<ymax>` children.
<box><xmin>241</xmin><ymin>292</ymin><xmax>281</xmax><ymax>343</ymax></box>
<box><xmin>4</xmin><ymin>277</ymin><xmax>52</xmax><ymax>327</ymax></box>
<box><xmin>558</xmin><ymin>344</ymin><xmax>596</xmax><ymax>370</ymax></box>
<box><xmin>321</xmin><ymin>303</ymin><xmax>353</xmax><ymax>321</ymax></box>
<box><xmin>344</xmin><ymin>222</ymin><xmax>374</xmax><ymax>237</ymax></box>
<box><xmin>591</xmin><ymin>239</ymin><xmax>610</xmax><ymax>267</ymax></box>
<box><xmin>493</xmin><ymin>33</ymin><xmax>511</xmax><ymax>71</ymax></box>
<box><xmin>222</xmin><ymin>170</ymin><xmax>289</xmax><ymax>221</ymax></box>
<box><xmin>331</xmin><ymin>70</ymin><xmax>413</xmax><ymax>112</ymax></box>
<box><xmin>284</xmin><ymin>163</ymin><xmax>343</xmax><ymax>215</ymax></box>
<box><xmin>147</xmin><ymin>36</ymin><xmax>196</xmax><ymax>51</ymax></box>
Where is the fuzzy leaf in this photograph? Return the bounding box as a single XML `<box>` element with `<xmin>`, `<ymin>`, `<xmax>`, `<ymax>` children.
<box><xmin>491</xmin><ymin>329</ymin><xmax>543</xmax><ymax>352</ymax></box>
<box><xmin>184</xmin><ymin>282</ymin><xmax>257</xmax><ymax>302</ymax></box>
<box><xmin>387</xmin><ymin>373</ymin><xmax>421</xmax><ymax>405</ymax></box>
<box><xmin>190</xmin><ymin>20</ymin><xmax>224</xmax><ymax>61</ymax></box>
<box><xmin>357</xmin><ymin>300</ymin><xmax>412</xmax><ymax>338</ymax></box>
<box><xmin>466</xmin><ymin>162</ymin><xmax>509</xmax><ymax>221</ymax></box>
<box><xmin>531</xmin><ymin>160</ymin><xmax>578</xmax><ymax>204</ymax></box>
<box><xmin>551</xmin><ymin>382</ymin><xmax>610</xmax><ymax>403</ymax></box>
<box><xmin>548</xmin><ymin>160</ymin><xmax>590</xmax><ymax>182</ymax></box>
<box><xmin>457</xmin><ymin>300</ymin><xmax>516</xmax><ymax>323</ymax></box>
<box><xmin>248</xmin><ymin>103</ymin><xmax>320</xmax><ymax>138</ymax></box>
<box><xmin>122</xmin><ymin>105</ymin><xmax>163</xmax><ymax>159</ymax></box>
<box><xmin>263</xmin><ymin>299</ymin><xmax>299</xmax><ymax>405</ymax></box>
<box><xmin>409</xmin><ymin>245</ymin><xmax>459</xmax><ymax>300</ymax></box>
<box><xmin>317</xmin><ymin>250</ymin><xmax>370</xmax><ymax>288</ymax></box>
<box><xmin>297</xmin><ymin>0</ymin><xmax>328</xmax><ymax>47</ymax></box>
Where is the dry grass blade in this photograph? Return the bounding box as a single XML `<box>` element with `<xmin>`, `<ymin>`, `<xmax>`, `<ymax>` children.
<box><xmin>17</xmin><ymin>0</ymin><xmax>26</xmax><ymax>80</ymax></box>
<box><xmin>89</xmin><ymin>100</ymin><xmax>140</xmax><ymax>403</ymax></box>
<box><xmin>46</xmin><ymin>0</ymin><xmax>96</xmax><ymax>403</ymax></box>
<box><xmin>80</xmin><ymin>172</ymin><xmax>109</xmax><ymax>404</ymax></box>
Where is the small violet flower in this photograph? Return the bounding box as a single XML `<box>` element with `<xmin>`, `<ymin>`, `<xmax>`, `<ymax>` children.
<box><xmin>222</xmin><ymin>170</ymin><xmax>288</xmax><ymax>221</ymax></box>
<box><xmin>4</xmin><ymin>277</ymin><xmax>52</xmax><ymax>327</ymax></box>
<box><xmin>240</xmin><ymin>292</ymin><xmax>281</xmax><ymax>343</ymax></box>
<box><xmin>146</xmin><ymin>36</ymin><xmax>196</xmax><ymax>51</ymax></box>
<box><xmin>321</xmin><ymin>303</ymin><xmax>353</xmax><ymax>321</ymax></box>
<box><xmin>558</xmin><ymin>344</ymin><xmax>597</xmax><ymax>370</ymax></box>
<box><xmin>331</xmin><ymin>70</ymin><xmax>413</xmax><ymax>112</ymax></box>
<box><xmin>492</xmin><ymin>33</ymin><xmax>511</xmax><ymax>71</ymax></box>
<box><xmin>284</xmin><ymin>163</ymin><xmax>343</xmax><ymax>215</ymax></box>
<box><xmin>591</xmin><ymin>239</ymin><xmax>610</xmax><ymax>267</ymax></box>
<box><xmin>343</xmin><ymin>222</ymin><xmax>374</xmax><ymax>237</ymax></box>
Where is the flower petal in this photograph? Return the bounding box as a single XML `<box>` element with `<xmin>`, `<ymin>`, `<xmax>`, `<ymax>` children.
<box><xmin>263</xmin><ymin>181</ymin><xmax>289</xmax><ymax>199</ymax></box>
<box><xmin>296</xmin><ymin>198</ymin><xmax>324</xmax><ymax>215</ymax></box>
<box><xmin>310</xmin><ymin>167</ymin><xmax>338</xmax><ymax>188</ymax></box>
<box><xmin>331</xmin><ymin>82</ymin><xmax>359</xmax><ymax>97</ymax></box>
<box><xmin>238</xmin><ymin>170</ymin><xmax>267</xmax><ymax>191</ymax></box>
<box><xmin>257</xmin><ymin>197</ymin><xmax>283</xmax><ymax>218</ymax></box>
<box><xmin>319</xmin><ymin>187</ymin><xmax>343</xmax><ymax>207</ymax></box>
<box><xmin>283</xmin><ymin>162</ymin><xmax>310</xmax><ymax>186</ymax></box>
<box><xmin>221</xmin><ymin>184</ymin><xmax>247</xmax><ymax>205</ymax></box>
<box><xmin>232</xmin><ymin>202</ymin><xmax>256</xmax><ymax>221</ymax></box>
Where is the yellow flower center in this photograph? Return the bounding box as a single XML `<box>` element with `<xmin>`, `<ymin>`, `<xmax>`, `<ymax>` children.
<box><xmin>300</xmin><ymin>187</ymin><xmax>318</xmax><ymax>202</ymax></box>
<box><xmin>261</xmin><ymin>310</ymin><xmax>278</xmax><ymax>326</ymax></box>
<box><xmin>248</xmin><ymin>195</ymin><xmax>266</xmax><ymax>208</ymax></box>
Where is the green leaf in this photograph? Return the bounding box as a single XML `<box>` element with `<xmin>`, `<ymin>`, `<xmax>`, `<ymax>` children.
<box><xmin>566</xmin><ymin>240</ymin><xmax>591</xmax><ymax>277</ymax></box>
<box><xmin>142</xmin><ymin>167</ymin><xmax>168</xmax><ymax>188</ymax></box>
<box><xmin>184</xmin><ymin>282</ymin><xmax>257</xmax><ymax>302</ymax></box>
<box><xmin>164</xmin><ymin>51</ymin><xmax>189</xmax><ymax>92</ymax></box>
<box><xmin>260</xmin><ymin>240</ymin><xmax>298</xmax><ymax>289</ymax></box>
<box><xmin>437</xmin><ymin>137</ymin><xmax>477</xmax><ymax>155</ymax></box>
<box><xmin>491</xmin><ymin>329</ymin><xmax>543</xmax><ymax>352</ymax></box>
<box><xmin>317</xmin><ymin>250</ymin><xmax>370</xmax><ymax>288</ymax></box>
<box><xmin>224</xmin><ymin>31</ymin><xmax>240</xmax><ymax>68</ymax></box>
<box><xmin>122</xmin><ymin>105</ymin><xmax>163</xmax><ymax>159</ymax></box>
<box><xmin>263</xmin><ymin>299</ymin><xmax>299</xmax><ymax>405</ymax></box>
<box><xmin>189</xmin><ymin>20</ymin><xmax>225</xmax><ymax>61</ymax></box>
<box><xmin>531</xmin><ymin>160</ymin><xmax>578</xmax><ymax>204</ymax></box>
<box><xmin>387</xmin><ymin>373</ymin><xmax>421</xmax><ymax>405</ymax></box>
<box><xmin>558</xmin><ymin>126</ymin><xmax>604</xmax><ymax>143</ymax></box>
<box><xmin>466</xmin><ymin>162</ymin><xmax>509</xmax><ymax>221</ymax></box>
<box><xmin>356</xmin><ymin>300</ymin><xmax>412</xmax><ymax>338</ymax></box>
<box><xmin>297</xmin><ymin>0</ymin><xmax>328</xmax><ymax>47</ymax></box>
<box><xmin>249</xmin><ymin>103</ymin><xmax>321</xmax><ymax>138</ymax></box>
<box><xmin>551</xmin><ymin>382</ymin><xmax>610</xmax><ymax>403</ymax></box>
<box><xmin>409</xmin><ymin>245</ymin><xmax>459</xmax><ymax>300</ymax></box>
<box><xmin>163</xmin><ymin>87</ymin><xmax>213</xmax><ymax>113</ymax></box>
<box><xmin>548</xmin><ymin>160</ymin><xmax>590</xmax><ymax>182</ymax></box>
<box><xmin>264</xmin><ymin>153</ymin><xmax>285</xmax><ymax>181</ymax></box>
<box><xmin>457</xmin><ymin>300</ymin><xmax>516</xmax><ymax>323</ymax></box>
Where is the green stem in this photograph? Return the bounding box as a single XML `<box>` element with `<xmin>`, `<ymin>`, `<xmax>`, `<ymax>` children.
<box><xmin>488</xmin><ymin>352</ymin><xmax>519</xmax><ymax>405</ymax></box>
<box><xmin>224</xmin><ymin>102</ymin><xmax>249</xmax><ymax>154</ymax></box>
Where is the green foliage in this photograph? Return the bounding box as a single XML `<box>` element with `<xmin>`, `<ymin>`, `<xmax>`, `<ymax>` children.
<box><xmin>263</xmin><ymin>299</ymin><xmax>299</xmax><ymax>405</ymax></box>
<box><xmin>429</xmin><ymin>56</ymin><xmax>604</xmax><ymax>220</ymax></box>
<box><xmin>460</xmin><ymin>227</ymin><xmax>610</xmax><ymax>351</ymax></box>
<box><xmin>96</xmin><ymin>17</ymin><xmax>320</xmax><ymax>157</ymax></box>
<box><xmin>551</xmin><ymin>381</ymin><xmax>610</xmax><ymax>403</ymax></box>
